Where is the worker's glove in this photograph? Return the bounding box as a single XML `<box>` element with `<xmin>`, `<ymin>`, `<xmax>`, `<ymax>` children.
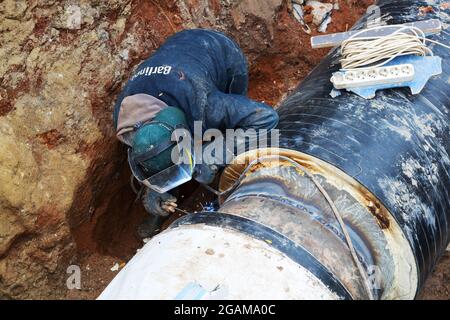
<box><xmin>193</xmin><ymin>163</ymin><xmax>219</xmax><ymax>185</ymax></box>
<box><xmin>142</xmin><ymin>188</ymin><xmax>177</xmax><ymax>217</ymax></box>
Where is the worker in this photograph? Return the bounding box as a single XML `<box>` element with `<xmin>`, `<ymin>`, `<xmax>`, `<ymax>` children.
<box><xmin>113</xmin><ymin>29</ymin><xmax>278</xmax><ymax>236</ymax></box>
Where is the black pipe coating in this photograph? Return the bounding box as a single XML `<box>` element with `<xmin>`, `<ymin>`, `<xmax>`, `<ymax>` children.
<box><xmin>277</xmin><ymin>0</ymin><xmax>449</xmax><ymax>291</ymax></box>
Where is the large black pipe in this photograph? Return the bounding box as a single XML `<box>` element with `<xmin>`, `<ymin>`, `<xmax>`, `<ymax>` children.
<box><xmin>100</xmin><ymin>0</ymin><xmax>449</xmax><ymax>300</ymax></box>
<box><xmin>277</xmin><ymin>0</ymin><xmax>449</xmax><ymax>292</ymax></box>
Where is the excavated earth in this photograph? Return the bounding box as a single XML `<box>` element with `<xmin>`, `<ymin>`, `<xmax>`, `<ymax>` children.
<box><xmin>0</xmin><ymin>0</ymin><xmax>448</xmax><ymax>299</ymax></box>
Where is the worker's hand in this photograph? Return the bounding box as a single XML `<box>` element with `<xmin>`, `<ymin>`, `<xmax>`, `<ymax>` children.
<box><xmin>193</xmin><ymin>163</ymin><xmax>219</xmax><ymax>185</ymax></box>
<box><xmin>142</xmin><ymin>188</ymin><xmax>177</xmax><ymax>217</ymax></box>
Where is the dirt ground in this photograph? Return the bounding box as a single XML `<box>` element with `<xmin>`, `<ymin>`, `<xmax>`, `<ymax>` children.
<box><xmin>418</xmin><ymin>248</ymin><xmax>450</xmax><ymax>300</ymax></box>
<box><xmin>61</xmin><ymin>1</ymin><xmax>450</xmax><ymax>301</ymax></box>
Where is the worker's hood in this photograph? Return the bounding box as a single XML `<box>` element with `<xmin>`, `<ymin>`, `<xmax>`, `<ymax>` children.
<box><xmin>116</xmin><ymin>93</ymin><xmax>168</xmax><ymax>146</ymax></box>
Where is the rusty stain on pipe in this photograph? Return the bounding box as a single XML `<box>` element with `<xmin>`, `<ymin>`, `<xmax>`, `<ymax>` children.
<box><xmin>218</xmin><ymin>0</ymin><xmax>449</xmax><ymax>299</ymax></box>
<box><xmin>219</xmin><ymin>148</ymin><xmax>417</xmax><ymax>299</ymax></box>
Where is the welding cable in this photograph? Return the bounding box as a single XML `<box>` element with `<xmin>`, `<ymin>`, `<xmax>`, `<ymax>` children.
<box><xmin>214</xmin><ymin>155</ymin><xmax>375</xmax><ymax>300</ymax></box>
<box><xmin>130</xmin><ymin>174</ymin><xmax>146</xmax><ymax>203</ymax></box>
<box><xmin>287</xmin><ymin>158</ymin><xmax>375</xmax><ymax>300</ymax></box>
<box><xmin>340</xmin><ymin>25</ymin><xmax>450</xmax><ymax>70</ymax></box>
<box><xmin>130</xmin><ymin>174</ymin><xmax>141</xmax><ymax>195</ymax></box>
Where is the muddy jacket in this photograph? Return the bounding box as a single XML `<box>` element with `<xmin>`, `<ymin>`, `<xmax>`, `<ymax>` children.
<box><xmin>113</xmin><ymin>29</ymin><xmax>278</xmax><ymax>145</ymax></box>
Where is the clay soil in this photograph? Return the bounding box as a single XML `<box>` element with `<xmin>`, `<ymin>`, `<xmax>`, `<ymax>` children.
<box><xmin>65</xmin><ymin>0</ymin><xmax>449</xmax><ymax>300</ymax></box>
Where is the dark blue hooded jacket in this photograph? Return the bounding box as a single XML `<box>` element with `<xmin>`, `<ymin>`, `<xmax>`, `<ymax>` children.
<box><xmin>113</xmin><ymin>29</ymin><xmax>278</xmax><ymax>133</ymax></box>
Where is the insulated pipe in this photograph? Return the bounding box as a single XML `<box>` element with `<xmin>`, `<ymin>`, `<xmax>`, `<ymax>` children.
<box><xmin>218</xmin><ymin>0</ymin><xmax>449</xmax><ymax>299</ymax></box>
<box><xmin>273</xmin><ymin>0</ymin><xmax>450</xmax><ymax>296</ymax></box>
<box><xmin>99</xmin><ymin>0</ymin><xmax>449</xmax><ymax>300</ymax></box>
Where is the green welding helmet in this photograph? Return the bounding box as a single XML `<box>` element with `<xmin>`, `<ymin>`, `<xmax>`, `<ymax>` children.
<box><xmin>129</xmin><ymin>107</ymin><xmax>194</xmax><ymax>193</ymax></box>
